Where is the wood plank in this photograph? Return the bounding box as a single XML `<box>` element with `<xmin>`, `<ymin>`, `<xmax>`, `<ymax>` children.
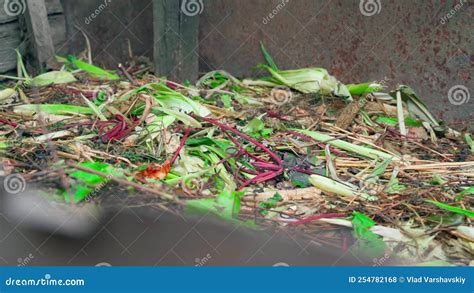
<box><xmin>0</xmin><ymin>21</ymin><xmax>21</xmax><ymax>73</ymax></box>
<box><xmin>22</xmin><ymin>0</ymin><xmax>56</xmax><ymax>72</ymax></box>
<box><xmin>153</xmin><ymin>0</ymin><xmax>199</xmax><ymax>82</ymax></box>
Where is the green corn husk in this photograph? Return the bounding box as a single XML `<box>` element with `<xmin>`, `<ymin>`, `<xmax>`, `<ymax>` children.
<box><xmin>309</xmin><ymin>174</ymin><xmax>377</xmax><ymax>201</ymax></box>
<box><xmin>14</xmin><ymin>104</ymin><xmax>94</xmax><ymax>115</ymax></box>
<box><xmin>0</xmin><ymin>88</ymin><xmax>16</xmax><ymax>101</ymax></box>
<box><xmin>292</xmin><ymin>128</ymin><xmax>398</xmax><ymax>161</ymax></box>
<box><xmin>251</xmin><ymin>65</ymin><xmax>352</xmax><ymax>99</ymax></box>
<box><xmin>31</xmin><ymin>71</ymin><xmax>77</xmax><ymax>87</ymax></box>
<box><xmin>346</xmin><ymin>82</ymin><xmax>384</xmax><ymax>96</ymax></box>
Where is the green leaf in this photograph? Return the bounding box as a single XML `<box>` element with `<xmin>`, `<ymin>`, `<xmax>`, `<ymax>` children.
<box><xmin>456</xmin><ymin>186</ymin><xmax>474</xmax><ymax>201</ymax></box>
<box><xmin>31</xmin><ymin>71</ymin><xmax>76</xmax><ymax>87</ymax></box>
<box><xmin>347</xmin><ymin>82</ymin><xmax>384</xmax><ymax>95</ymax></box>
<box><xmin>259</xmin><ymin>65</ymin><xmax>351</xmax><ymax>99</ymax></box>
<box><xmin>220</xmin><ymin>94</ymin><xmax>233</xmax><ymax>109</ymax></box>
<box><xmin>67</xmin><ymin>55</ymin><xmax>120</xmax><ymax>80</ymax></box>
<box><xmin>14</xmin><ymin>104</ymin><xmax>94</xmax><ymax>115</ymax></box>
<box><xmin>430</xmin><ymin>174</ymin><xmax>447</xmax><ymax>185</ymax></box>
<box><xmin>351</xmin><ymin>212</ymin><xmax>386</xmax><ymax>258</ymax></box>
<box><xmin>259</xmin><ymin>192</ymin><xmax>283</xmax><ymax>215</ymax></box>
<box><xmin>64</xmin><ymin>184</ymin><xmax>93</xmax><ymax>203</ymax></box>
<box><xmin>81</xmin><ymin>94</ymin><xmax>107</xmax><ymax>121</ymax></box>
<box><xmin>464</xmin><ymin>133</ymin><xmax>474</xmax><ymax>153</ymax></box>
<box><xmin>375</xmin><ymin>116</ymin><xmax>423</xmax><ymax>127</ymax></box>
<box><xmin>392</xmin><ymin>85</ymin><xmax>440</xmax><ymax>127</ymax></box>
<box><xmin>152</xmin><ymin>106</ymin><xmax>201</xmax><ymax>127</ymax></box>
<box><xmin>70</xmin><ymin>162</ymin><xmax>122</xmax><ymax>185</ymax></box>
<box><xmin>425</xmin><ymin>200</ymin><xmax>474</xmax><ymax>218</ymax></box>
<box><xmin>294</xmin><ymin>128</ymin><xmax>397</xmax><ymax>161</ymax></box>
<box><xmin>244</xmin><ymin>118</ymin><xmax>265</xmax><ymax>133</ymax></box>
<box><xmin>0</xmin><ymin>88</ymin><xmax>17</xmax><ymax>101</ymax></box>
<box><xmin>146</xmin><ymin>83</ymin><xmax>210</xmax><ymax>117</ymax></box>
<box><xmin>372</xmin><ymin>158</ymin><xmax>392</xmax><ymax>177</ymax></box>
<box><xmin>186</xmin><ymin>190</ymin><xmax>244</xmax><ymax>222</ymax></box>
<box><xmin>260</xmin><ymin>42</ymin><xmax>278</xmax><ymax>71</ymax></box>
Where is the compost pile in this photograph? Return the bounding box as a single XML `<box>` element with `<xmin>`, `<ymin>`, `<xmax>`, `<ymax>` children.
<box><xmin>0</xmin><ymin>50</ymin><xmax>473</xmax><ymax>266</ymax></box>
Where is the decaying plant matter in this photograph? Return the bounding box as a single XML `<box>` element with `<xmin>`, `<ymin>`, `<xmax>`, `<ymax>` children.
<box><xmin>0</xmin><ymin>47</ymin><xmax>472</xmax><ymax>266</ymax></box>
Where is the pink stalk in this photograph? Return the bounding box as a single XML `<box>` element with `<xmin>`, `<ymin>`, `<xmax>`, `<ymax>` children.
<box><xmin>253</xmin><ymin>161</ymin><xmax>282</xmax><ymax>171</ymax></box>
<box><xmin>192</xmin><ymin>114</ymin><xmax>283</xmax><ymax>166</ymax></box>
<box><xmin>237</xmin><ymin>169</ymin><xmax>283</xmax><ymax>191</ymax></box>
<box><xmin>0</xmin><ymin>118</ymin><xmax>18</xmax><ymax>128</ymax></box>
<box><xmin>223</xmin><ymin>131</ymin><xmax>267</xmax><ymax>163</ymax></box>
<box><xmin>170</xmin><ymin>129</ymin><xmax>191</xmax><ymax>165</ymax></box>
<box><xmin>289</xmin><ymin>213</ymin><xmax>347</xmax><ymax>226</ymax></box>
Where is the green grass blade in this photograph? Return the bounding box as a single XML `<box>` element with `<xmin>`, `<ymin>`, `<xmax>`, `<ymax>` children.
<box><xmin>426</xmin><ymin>200</ymin><xmax>474</xmax><ymax>218</ymax></box>
<box><xmin>260</xmin><ymin>42</ymin><xmax>278</xmax><ymax>70</ymax></box>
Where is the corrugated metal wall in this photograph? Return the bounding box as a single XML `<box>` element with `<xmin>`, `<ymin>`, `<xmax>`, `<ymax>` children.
<box><xmin>0</xmin><ymin>0</ymin><xmax>472</xmax><ymax>128</ymax></box>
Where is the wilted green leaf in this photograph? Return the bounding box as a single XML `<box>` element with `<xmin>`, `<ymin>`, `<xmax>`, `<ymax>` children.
<box><xmin>456</xmin><ymin>186</ymin><xmax>474</xmax><ymax>201</ymax></box>
<box><xmin>186</xmin><ymin>190</ymin><xmax>244</xmax><ymax>222</ymax></box>
<box><xmin>67</xmin><ymin>56</ymin><xmax>120</xmax><ymax>80</ymax></box>
<box><xmin>259</xmin><ymin>192</ymin><xmax>283</xmax><ymax>215</ymax></box>
<box><xmin>351</xmin><ymin>212</ymin><xmax>386</xmax><ymax>257</ymax></box>
<box><xmin>426</xmin><ymin>200</ymin><xmax>474</xmax><ymax>218</ymax></box>
<box><xmin>260</xmin><ymin>42</ymin><xmax>278</xmax><ymax>71</ymax></box>
<box><xmin>31</xmin><ymin>71</ymin><xmax>76</xmax><ymax>86</ymax></box>
<box><xmin>14</xmin><ymin>104</ymin><xmax>94</xmax><ymax>115</ymax></box>
<box><xmin>347</xmin><ymin>82</ymin><xmax>384</xmax><ymax>95</ymax></box>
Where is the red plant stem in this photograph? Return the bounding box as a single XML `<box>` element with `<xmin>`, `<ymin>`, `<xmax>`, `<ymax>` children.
<box><xmin>239</xmin><ymin>167</ymin><xmax>259</xmax><ymax>175</ymax></box>
<box><xmin>266</xmin><ymin>110</ymin><xmax>290</xmax><ymax>121</ymax></box>
<box><xmin>0</xmin><ymin>118</ymin><xmax>18</xmax><ymax>128</ymax></box>
<box><xmin>192</xmin><ymin>114</ymin><xmax>283</xmax><ymax>166</ymax></box>
<box><xmin>289</xmin><ymin>213</ymin><xmax>347</xmax><ymax>226</ymax></box>
<box><xmin>170</xmin><ymin>129</ymin><xmax>191</xmax><ymax>165</ymax></box>
<box><xmin>238</xmin><ymin>169</ymin><xmax>283</xmax><ymax>191</ymax></box>
<box><xmin>253</xmin><ymin>161</ymin><xmax>282</xmax><ymax>171</ymax></box>
<box><xmin>223</xmin><ymin>131</ymin><xmax>266</xmax><ymax>163</ymax></box>
<box><xmin>216</xmin><ymin>150</ymin><xmax>243</xmax><ymax>165</ymax></box>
